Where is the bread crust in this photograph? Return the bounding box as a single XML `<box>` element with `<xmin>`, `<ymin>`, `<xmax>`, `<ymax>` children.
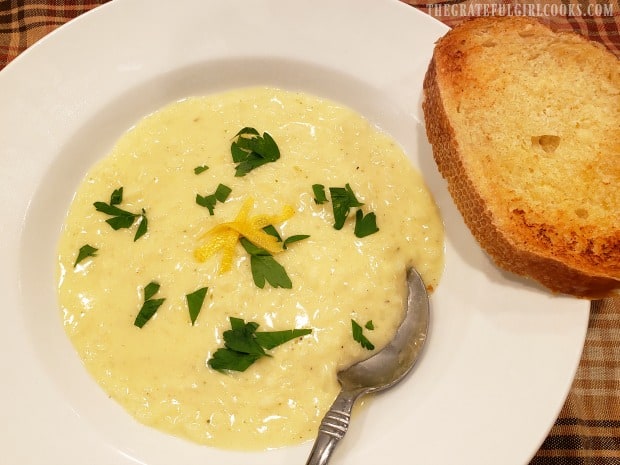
<box><xmin>422</xmin><ymin>17</ymin><xmax>620</xmax><ymax>299</ymax></box>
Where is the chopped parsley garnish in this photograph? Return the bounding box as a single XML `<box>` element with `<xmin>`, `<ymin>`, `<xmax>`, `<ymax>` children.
<box><xmin>110</xmin><ymin>187</ymin><xmax>123</xmax><ymax>205</ymax></box>
<box><xmin>354</xmin><ymin>209</ymin><xmax>379</xmax><ymax>238</ymax></box>
<box><xmin>254</xmin><ymin>329</ymin><xmax>311</xmax><ymax>350</ymax></box>
<box><xmin>194</xmin><ymin>165</ymin><xmax>209</xmax><ymax>174</ymax></box>
<box><xmin>240</xmin><ymin>238</ymin><xmax>292</xmax><ymax>289</ymax></box>
<box><xmin>329</xmin><ymin>184</ymin><xmax>364</xmax><ymax>230</ymax></box>
<box><xmin>209</xmin><ymin>344</ymin><xmax>261</xmax><ymax>372</ymax></box>
<box><xmin>134</xmin><ymin>281</ymin><xmax>165</xmax><ymax>328</ymax></box>
<box><xmin>94</xmin><ymin>187</ymin><xmax>148</xmax><ymax>241</ymax></box>
<box><xmin>134</xmin><ymin>212</ymin><xmax>148</xmax><ymax>240</ymax></box>
<box><xmin>231</xmin><ymin>127</ymin><xmax>280</xmax><ymax>176</ymax></box>
<box><xmin>74</xmin><ymin>244</ymin><xmax>98</xmax><ymax>267</ymax></box>
<box><xmin>186</xmin><ymin>286</ymin><xmax>208</xmax><ymax>325</ymax></box>
<box><xmin>239</xmin><ymin>226</ymin><xmax>309</xmax><ymax>288</ymax></box>
<box><xmin>282</xmin><ymin>234</ymin><xmax>311</xmax><ymax>249</ymax></box>
<box><xmin>261</xmin><ymin>224</ymin><xmax>281</xmax><ymax>241</ymax></box>
<box><xmin>207</xmin><ymin>316</ymin><xmax>312</xmax><ymax>372</ymax></box>
<box><xmin>196</xmin><ymin>183</ymin><xmax>232</xmax><ymax>215</ymax></box>
<box><xmin>143</xmin><ymin>281</ymin><xmax>160</xmax><ymax>300</ymax></box>
<box><xmin>312</xmin><ymin>183</ymin><xmax>379</xmax><ymax>238</ymax></box>
<box><xmin>352</xmin><ymin>319</ymin><xmax>375</xmax><ymax>350</ymax></box>
<box><xmin>262</xmin><ymin>224</ymin><xmax>310</xmax><ymax>250</ymax></box>
<box><xmin>312</xmin><ymin>184</ymin><xmax>328</xmax><ymax>204</ymax></box>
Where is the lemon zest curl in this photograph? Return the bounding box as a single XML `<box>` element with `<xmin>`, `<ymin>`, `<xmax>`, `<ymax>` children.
<box><xmin>194</xmin><ymin>198</ymin><xmax>294</xmax><ymax>273</ymax></box>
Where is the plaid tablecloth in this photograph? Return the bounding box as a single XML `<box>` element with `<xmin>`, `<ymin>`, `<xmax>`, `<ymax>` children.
<box><xmin>1</xmin><ymin>1</ymin><xmax>619</xmax><ymax>463</ymax></box>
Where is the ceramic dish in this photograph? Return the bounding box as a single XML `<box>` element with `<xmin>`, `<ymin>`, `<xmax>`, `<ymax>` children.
<box><xmin>0</xmin><ymin>1</ymin><xmax>589</xmax><ymax>464</ymax></box>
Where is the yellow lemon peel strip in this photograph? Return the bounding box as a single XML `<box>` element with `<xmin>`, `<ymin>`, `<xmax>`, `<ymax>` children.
<box><xmin>194</xmin><ymin>198</ymin><xmax>295</xmax><ymax>273</ymax></box>
<box><xmin>249</xmin><ymin>205</ymin><xmax>295</xmax><ymax>229</ymax></box>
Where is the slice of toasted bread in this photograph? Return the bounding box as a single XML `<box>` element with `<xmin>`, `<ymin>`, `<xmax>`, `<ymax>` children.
<box><xmin>422</xmin><ymin>16</ymin><xmax>619</xmax><ymax>299</ymax></box>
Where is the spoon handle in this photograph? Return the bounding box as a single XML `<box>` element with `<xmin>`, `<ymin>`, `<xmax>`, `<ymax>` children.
<box><xmin>305</xmin><ymin>390</ymin><xmax>359</xmax><ymax>465</ymax></box>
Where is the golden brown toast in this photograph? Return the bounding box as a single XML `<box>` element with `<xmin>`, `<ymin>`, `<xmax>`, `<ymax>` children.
<box><xmin>422</xmin><ymin>16</ymin><xmax>619</xmax><ymax>299</ymax></box>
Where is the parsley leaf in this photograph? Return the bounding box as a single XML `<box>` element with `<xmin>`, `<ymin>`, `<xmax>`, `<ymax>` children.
<box><xmin>207</xmin><ymin>317</ymin><xmax>312</xmax><ymax>372</ymax></box>
<box><xmin>223</xmin><ymin>318</ymin><xmax>265</xmax><ymax>356</ymax></box>
<box><xmin>195</xmin><ymin>196</ymin><xmax>217</xmax><ymax>215</ymax></box>
<box><xmin>329</xmin><ymin>184</ymin><xmax>364</xmax><ymax>230</ymax></box>
<box><xmin>261</xmin><ymin>225</ymin><xmax>309</xmax><ymax>250</ymax></box>
<box><xmin>240</xmin><ymin>238</ymin><xmax>292</xmax><ymax>289</ymax></box>
<box><xmin>238</xmin><ymin>226</ymin><xmax>309</xmax><ymax>288</ymax></box>
<box><xmin>314</xmin><ymin>183</ymin><xmax>379</xmax><ymax>237</ymax></box>
<box><xmin>231</xmin><ymin>127</ymin><xmax>259</xmax><ymax>162</ymax></box>
<box><xmin>354</xmin><ymin>209</ymin><xmax>379</xmax><ymax>238</ymax></box>
<box><xmin>186</xmin><ymin>286</ymin><xmax>208</xmax><ymax>325</ymax></box>
<box><xmin>194</xmin><ymin>165</ymin><xmax>209</xmax><ymax>175</ymax></box>
<box><xmin>255</xmin><ymin>328</ymin><xmax>312</xmax><ymax>350</ymax></box>
<box><xmin>208</xmin><ymin>348</ymin><xmax>262</xmax><ymax>372</ymax></box>
<box><xmin>110</xmin><ymin>187</ymin><xmax>123</xmax><ymax>205</ymax></box>
<box><xmin>261</xmin><ymin>224</ymin><xmax>282</xmax><ymax>242</ymax></box>
<box><xmin>94</xmin><ymin>187</ymin><xmax>148</xmax><ymax>241</ymax></box>
<box><xmin>134</xmin><ymin>210</ymin><xmax>148</xmax><ymax>241</ymax></box>
<box><xmin>283</xmin><ymin>234</ymin><xmax>311</xmax><ymax>249</ymax></box>
<box><xmin>196</xmin><ymin>183</ymin><xmax>232</xmax><ymax>215</ymax></box>
<box><xmin>143</xmin><ymin>281</ymin><xmax>160</xmax><ymax>300</ymax></box>
<box><xmin>74</xmin><ymin>244</ymin><xmax>98</xmax><ymax>267</ymax></box>
<box><xmin>134</xmin><ymin>298</ymin><xmax>165</xmax><ymax>328</ymax></box>
<box><xmin>251</xmin><ymin>255</ymin><xmax>292</xmax><ymax>289</ymax></box>
<box><xmin>93</xmin><ymin>202</ymin><xmax>134</xmax><ymax>224</ymax></box>
<box><xmin>134</xmin><ymin>281</ymin><xmax>165</xmax><ymax>328</ymax></box>
<box><xmin>352</xmin><ymin>319</ymin><xmax>375</xmax><ymax>350</ymax></box>
<box><xmin>365</xmin><ymin>320</ymin><xmax>375</xmax><ymax>330</ymax></box>
<box><xmin>239</xmin><ymin>237</ymin><xmax>271</xmax><ymax>256</ymax></box>
<box><xmin>312</xmin><ymin>184</ymin><xmax>328</xmax><ymax>204</ymax></box>
<box><xmin>231</xmin><ymin>127</ymin><xmax>280</xmax><ymax>176</ymax></box>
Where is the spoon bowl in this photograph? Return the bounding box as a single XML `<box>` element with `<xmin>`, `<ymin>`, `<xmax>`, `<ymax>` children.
<box><xmin>305</xmin><ymin>267</ymin><xmax>430</xmax><ymax>465</ymax></box>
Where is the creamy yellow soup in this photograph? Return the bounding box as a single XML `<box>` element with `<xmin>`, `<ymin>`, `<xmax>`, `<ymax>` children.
<box><xmin>57</xmin><ymin>87</ymin><xmax>444</xmax><ymax>450</ymax></box>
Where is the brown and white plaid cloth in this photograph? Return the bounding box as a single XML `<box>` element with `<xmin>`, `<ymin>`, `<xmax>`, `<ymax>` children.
<box><xmin>1</xmin><ymin>1</ymin><xmax>619</xmax><ymax>463</ymax></box>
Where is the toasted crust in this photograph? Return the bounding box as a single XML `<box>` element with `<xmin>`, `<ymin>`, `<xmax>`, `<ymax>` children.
<box><xmin>423</xmin><ymin>16</ymin><xmax>620</xmax><ymax>299</ymax></box>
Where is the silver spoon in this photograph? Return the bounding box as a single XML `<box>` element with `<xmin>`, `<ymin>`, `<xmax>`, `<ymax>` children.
<box><xmin>305</xmin><ymin>267</ymin><xmax>430</xmax><ymax>465</ymax></box>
